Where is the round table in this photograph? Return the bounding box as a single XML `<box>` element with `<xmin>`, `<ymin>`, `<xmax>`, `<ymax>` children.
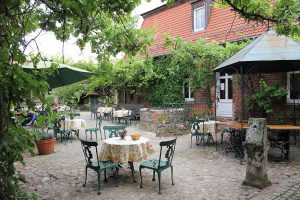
<box><xmin>113</xmin><ymin>110</ymin><xmax>132</xmax><ymax>118</ymax></box>
<box><xmin>97</xmin><ymin>107</ymin><xmax>113</xmax><ymax>118</ymax></box>
<box><xmin>99</xmin><ymin>136</ymin><xmax>154</xmax><ymax>182</ymax></box>
<box><xmin>99</xmin><ymin>136</ymin><xmax>154</xmax><ymax>163</ymax></box>
<box><xmin>63</xmin><ymin>118</ymin><xmax>86</xmax><ymax>130</ymax></box>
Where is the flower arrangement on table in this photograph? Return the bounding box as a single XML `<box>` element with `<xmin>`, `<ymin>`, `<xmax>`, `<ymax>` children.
<box><xmin>118</xmin><ymin>129</ymin><xmax>127</xmax><ymax>139</ymax></box>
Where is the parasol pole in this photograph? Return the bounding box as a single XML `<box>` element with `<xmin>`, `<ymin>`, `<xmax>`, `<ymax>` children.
<box><xmin>240</xmin><ymin>64</ymin><xmax>245</xmax><ymax>130</ymax></box>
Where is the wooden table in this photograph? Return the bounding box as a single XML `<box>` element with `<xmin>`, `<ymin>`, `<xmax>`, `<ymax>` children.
<box><xmin>219</xmin><ymin>121</ymin><xmax>300</xmax><ymax>131</ymax></box>
<box><xmin>219</xmin><ymin>121</ymin><xmax>300</xmax><ymax>160</ymax></box>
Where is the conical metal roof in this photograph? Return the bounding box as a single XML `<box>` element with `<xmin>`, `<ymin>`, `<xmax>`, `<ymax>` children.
<box><xmin>214</xmin><ymin>29</ymin><xmax>300</xmax><ymax>73</ymax></box>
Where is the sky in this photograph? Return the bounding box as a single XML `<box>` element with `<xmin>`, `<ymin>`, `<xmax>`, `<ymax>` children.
<box><xmin>25</xmin><ymin>0</ymin><xmax>165</xmax><ymax>63</ymax></box>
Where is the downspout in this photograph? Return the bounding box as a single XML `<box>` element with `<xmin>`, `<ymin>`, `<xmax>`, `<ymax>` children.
<box><xmin>214</xmin><ymin>72</ymin><xmax>217</xmax><ymax>121</ymax></box>
<box><xmin>292</xmin><ymin>72</ymin><xmax>296</xmax><ymax>125</ymax></box>
<box><xmin>240</xmin><ymin>65</ymin><xmax>244</xmax><ymax>121</ymax></box>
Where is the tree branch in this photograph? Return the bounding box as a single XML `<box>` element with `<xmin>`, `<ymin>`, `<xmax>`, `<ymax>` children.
<box><xmin>221</xmin><ymin>0</ymin><xmax>278</xmax><ymax>23</ymax></box>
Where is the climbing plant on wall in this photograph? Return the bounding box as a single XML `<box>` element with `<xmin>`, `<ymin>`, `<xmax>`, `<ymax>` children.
<box><xmin>141</xmin><ymin>37</ymin><xmax>249</xmax><ymax>107</ymax></box>
<box><xmin>247</xmin><ymin>79</ymin><xmax>287</xmax><ymax>116</ymax></box>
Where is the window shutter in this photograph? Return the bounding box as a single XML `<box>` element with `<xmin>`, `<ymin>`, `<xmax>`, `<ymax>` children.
<box><xmin>205</xmin><ymin>0</ymin><xmax>212</xmax><ymax>28</ymax></box>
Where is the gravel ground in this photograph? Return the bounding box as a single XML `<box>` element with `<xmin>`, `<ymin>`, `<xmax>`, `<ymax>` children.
<box><xmin>16</xmin><ymin>111</ymin><xmax>300</xmax><ymax>200</ymax></box>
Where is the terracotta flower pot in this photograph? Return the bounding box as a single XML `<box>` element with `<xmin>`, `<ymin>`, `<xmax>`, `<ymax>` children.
<box><xmin>35</xmin><ymin>138</ymin><xmax>56</xmax><ymax>155</ymax></box>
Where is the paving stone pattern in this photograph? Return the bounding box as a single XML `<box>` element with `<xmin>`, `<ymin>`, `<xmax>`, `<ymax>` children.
<box><xmin>252</xmin><ymin>177</ymin><xmax>300</xmax><ymax>200</ymax></box>
<box><xmin>16</xmin><ymin>112</ymin><xmax>300</xmax><ymax>200</ymax></box>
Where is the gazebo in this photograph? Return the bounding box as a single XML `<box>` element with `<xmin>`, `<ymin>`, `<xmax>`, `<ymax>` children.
<box><xmin>214</xmin><ymin>29</ymin><xmax>300</xmax><ymax>123</ymax></box>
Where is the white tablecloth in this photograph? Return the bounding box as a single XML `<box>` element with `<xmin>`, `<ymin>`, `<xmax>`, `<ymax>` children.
<box><xmin>97</xmin><ymin>107</ymin><xmax>113</xmax><ymax>115</ymax></box>
<box><xmin>63</xmin><ymin>119</ymin><xmax>86</xmax><ymax>130</ymax></box>
<box><xmin>114</xmin><ymin>110</ymin><xmax>132</xmax><ymax>118</ymax></box>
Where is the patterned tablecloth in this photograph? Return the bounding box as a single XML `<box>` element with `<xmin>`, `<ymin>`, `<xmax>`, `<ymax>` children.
<box><xmin>99</xmin><ymin>136</ymin><xmax>155</xmax><ymax>163</ymax></box>
<box><xmin>113</xmin><ymin>110</ymin><xmax>132</xmax><ymax>118</ymax></box>
<box><xmin>97</xmin><ymin>107</ymin><xmax>113</xmax><ymax>114</ymax></box>
<box><xmin>62</xmin><ymin>119</ymin><xmax>86</xmax><ymax>130</ymax></box>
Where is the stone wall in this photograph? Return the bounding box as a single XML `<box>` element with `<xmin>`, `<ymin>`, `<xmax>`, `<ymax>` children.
<box><xmin>139</xmin><ymin>108</ymin><xmax>190</xmax><ymax>136</ymax></box>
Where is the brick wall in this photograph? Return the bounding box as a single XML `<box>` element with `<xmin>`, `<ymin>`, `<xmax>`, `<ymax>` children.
<box><xmin>141</xmin><ymin>0</ymin><xmax>268</xmax><ymax>57</ymax></box>
<box><xmin>231</xmin><ymin>72</ymin><xmax>298</xmax><ymax>125</ymax></box>
<box><xmin>186</xmin><ymin>85</ymin><xmax>214</xmax><ymax>117</ymax></box>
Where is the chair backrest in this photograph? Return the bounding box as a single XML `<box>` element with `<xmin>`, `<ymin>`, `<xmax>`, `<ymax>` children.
<box><xmin>158</xmin><ymin>138</ymin><xmax>177</xmax><ymax>168</ymax></box>
<box><xmin>53</xmin><ymin>115</ymin><xmax>65</xmax><ymax>133</ymax></box>
<box><xmin>80</xmin><ymin>139</ymin><xmax>100</xmax><ymax>170</ymax></box>
<box><xmin>123</xmin><ymin>104</ymin><xmax>144</xmax><ymax>115</ymax></box>
<box><xmin>91</xmin><ymin>105</ymin><xmax>99</xmax><ymax>114</ymax></box>
<box><xmin>113</xmin><ymin>105</ymin><xmax>121</xmax><ymax>111</ymax></box>
<box><xmin>103</xmin><ymin>125</ymin><xmax>125</xmax><ymax>139</ymax></box>
<box><xmin>191</xmin><ymin>120</ymin><xmax>205</xmax><ymax>133</ymax></box>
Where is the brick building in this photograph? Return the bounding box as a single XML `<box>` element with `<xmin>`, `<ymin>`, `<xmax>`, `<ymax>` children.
<box><xmin>141</xmin><ymin>0</ymin><xmax>267</xmax><ymax>57</ymax></box>
<box><xmin>139</xmin><ymin>0</ymin><xmax>299</xmax><ymax>123</ymax></box>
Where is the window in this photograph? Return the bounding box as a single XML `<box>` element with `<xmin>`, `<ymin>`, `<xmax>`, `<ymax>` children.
<box><xmin>192</xmin><ymin>0</ymin><xmax>208</xmax><ymax>32</ymax></box>
<box><xmin>287</xmin><ymin>71</ymin><xmax>300</xmax><ymax>104</ymax></box>
<box><xmin>183</xmin><ymin>80</ymin><xmax>194</xmax><ymax>101</ymax></box>
<box><xmin>193</xmin><ymin>6</ymin><xmax>205</xmax><ymax>32</ymax></box>
<box><xmin>219</xmin><ymin>73</ymin><xmax>232</xmax><ymax>101</ymax></box>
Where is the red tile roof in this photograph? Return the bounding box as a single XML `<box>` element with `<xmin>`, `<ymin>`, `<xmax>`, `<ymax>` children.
<box><xmin>141</xmin><ymin>1</ymin><xmax>268</xmax><ymax>57</ymax></box>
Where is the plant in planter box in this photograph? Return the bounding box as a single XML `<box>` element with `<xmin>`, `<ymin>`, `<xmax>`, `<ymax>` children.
<box><xmin>157</xmin><ymin>113</ymin><xmax>170</xmax><ymax>124</ymax></box>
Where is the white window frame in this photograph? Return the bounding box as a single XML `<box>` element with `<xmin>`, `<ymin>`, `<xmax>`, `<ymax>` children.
<box><xmin>219</xmin><ymin>73</ymin><xmax>233</xmax><ymax>103</ymax></box>
<box><xmin>287</xmin><ymin>71</ymin><xmax>300</xmax><ymax>104</ymax></box>
<box><xmin>183</xmin><ymin>79</ymin><xmax>194</xmax><ymax>102</ymax></box>
<box><xmin>193</xmin><ymin>6</ymin><xmax>205</xmax><ymax>32</ymax></box>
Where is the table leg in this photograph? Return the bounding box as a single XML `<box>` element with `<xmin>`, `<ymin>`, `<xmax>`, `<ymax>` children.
<box><xmin>215</xmin><ymin>132</ymin><xmax>218</xmax><ymax>151</ymax></box>
<box><xmin>282</xmin><ymin>131</ymin><xmax>290</xmax><ymax>160</ymax></box>
<box><xmin>128</xmin><ymin>161</ymin><xmax>136</xmax><ymax>182</ymax></box>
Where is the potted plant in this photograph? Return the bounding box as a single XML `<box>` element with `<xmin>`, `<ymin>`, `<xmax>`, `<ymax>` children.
<box><xmin>32</xmin><ymin>112</ymin><xmax>57</xmax><ymax>155</ymax></box>
<box><xmin>118</xmin><ymin>129</ymin><xmax>127</xmax><ymax>139</ymax></box>
<box><xmin>34</xmin><ymin>131</ymin><xmax>56</xmax><ymax>155</ymax></box>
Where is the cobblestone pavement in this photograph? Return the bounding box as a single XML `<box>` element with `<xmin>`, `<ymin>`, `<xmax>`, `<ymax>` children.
<box><xmin>252</xmin><ymin>177</ymin><xmax>300</xmax><ymax>200</ymax></box>
<box><xmin>16</xmin><ymin>112</ymin><xmax>300</xmax><ymax>200</ymax></box>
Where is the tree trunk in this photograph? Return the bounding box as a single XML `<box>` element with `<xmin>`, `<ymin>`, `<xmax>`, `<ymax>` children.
<box><xmin>0</xmin><ymin>86</ymin><xmax>5</xmax><ymax>140</ymax></box>
<box><xmin>242</xmin><ymin>118</ymin><xmax>271</xmax><ymax>189</ymax></box>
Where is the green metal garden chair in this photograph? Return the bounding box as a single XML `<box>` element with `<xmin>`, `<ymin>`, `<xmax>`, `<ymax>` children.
<box><xmin>139</xmin><ymin>138</ymin><xmax>177</xmax><ymax>194</ymax></box>
<box><xmin>102</xmin><ymin>125</ymin><xmax>125</xmax><ymax>139</ymax></box>
<box><xmin>85</xmin><ymin>113</ymin><xmax>102</xmax><ymax>141</ymax></box>
<box><xmin>190</xmin><ymin>120</ymin><xmax>210</xmax><ymax>147</ymax></box>
<box><xmin>90</xmin><ymin>105</ymin><xmax>99</xmax><ymax>119</ymax></box>
<box><xmin>80</xmin><ymin>139</ymin><xmax>119</xmax><ymax>195</ymax></box>
<box><xmin>53</xmin><ymin>116</ymin><xmax>72</xmax><ymax>145</ymax></box>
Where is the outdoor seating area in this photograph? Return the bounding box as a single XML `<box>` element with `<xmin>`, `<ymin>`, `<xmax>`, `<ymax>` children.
<box><xmin>89</xmin><ymin>104</ymin><xmax>143</xmax><ymax>126</ymax></box>
<box><xmin>3</xmin><ymin>1</ymin><xmax>300</xmax><ymax>199</ymax></box>
<box><xmin>15</xmin><ymin>112</ymin><xmax>300</xmax><ymax>199</ymax></box>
